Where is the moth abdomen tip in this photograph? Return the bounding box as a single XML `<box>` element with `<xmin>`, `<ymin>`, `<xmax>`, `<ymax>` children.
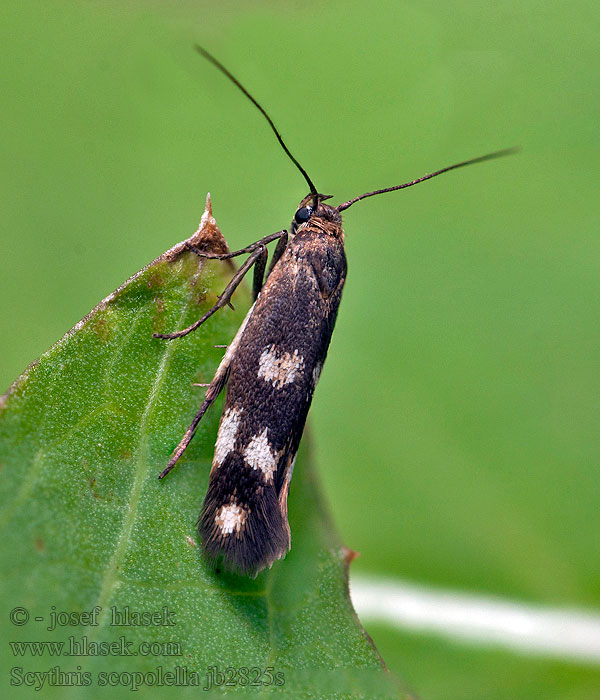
<box><xmin>198</xmin><ymin>485</ymin><xmax>291</xmax><ymax>577</ymax></box>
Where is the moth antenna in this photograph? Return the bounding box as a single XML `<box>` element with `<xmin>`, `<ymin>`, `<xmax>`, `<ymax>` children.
<box><xmin>195</xmin><ymin>45</ymin><xmax>319</xmax><ymax>209</ymax></box>
<box><xmin>337</xmin><ymin>147</ymin><xmax>519</xmax><ymax>212</ymax></box>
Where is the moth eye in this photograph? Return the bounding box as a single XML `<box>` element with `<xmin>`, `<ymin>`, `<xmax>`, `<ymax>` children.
<box><xmin>294</xmin><ymin>206</ymin><xmax>312</xmax><ymax>224</ymax></box>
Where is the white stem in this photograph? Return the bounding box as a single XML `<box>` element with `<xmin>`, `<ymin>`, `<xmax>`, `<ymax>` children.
<box><xmin>351</xmin><ymin>576</ymin><xmax>600</xmax><ymax>665</ymax></box>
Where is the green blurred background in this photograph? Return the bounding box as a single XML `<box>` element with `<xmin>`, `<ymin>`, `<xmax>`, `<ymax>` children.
<box><xmin>2</xmin><ymin>1</ymin><xmax>599</xmax><ymax>698</ymax></box>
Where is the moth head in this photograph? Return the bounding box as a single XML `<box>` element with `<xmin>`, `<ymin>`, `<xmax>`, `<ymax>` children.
<box><xmin>291</xmin><ymin>193</ymin><xmax>342</xmax><ymax>236</ymax></box>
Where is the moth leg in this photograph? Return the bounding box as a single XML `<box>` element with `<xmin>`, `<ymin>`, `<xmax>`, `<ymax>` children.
<box><xmin>158</xmin><ymin>300</ymin><xmax>256</xmax><ymax>479</ymax></box>
<box><xmin>266</xmin><ymin>232</ymin><xmax>288</xmax><ymax>278</ymax></box>
<box><xmin>158</xmin><ymin>383</ymin><xmax>222</xmax><ymax>479</ymax></box>
<box><xmin>153</xmin><ymin>245</ymin><xmax>266</xmax><ymax>340</ymax></box>
<box><xmin>252</xmin><ymin>244</ymin><xmax>268</xmax><ymax>300</ymax></box>
<box><xmin>186</xmin><ymin>229</ymin><xmax>286</xmax><ymax>260</ymax></box>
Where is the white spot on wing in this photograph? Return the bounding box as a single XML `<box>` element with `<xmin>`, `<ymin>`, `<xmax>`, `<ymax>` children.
<box><xmin>214</xmin><ymin>407</ymin><xmax>242</xmax><ymax>468</ymax></box>
<box><xmin>244</xmin><ymin>428</ymin><xmax>278</xmax><ymax>483</ymax></box>
<box><xmin>258</xmin><ymin>346</ymin><xmax>305</xmax><ymax>389</ymax></box>
<box><xmin>215</xmin><ymin>501</ymin><xmax>248</xmax><ymax>536</ymax></box>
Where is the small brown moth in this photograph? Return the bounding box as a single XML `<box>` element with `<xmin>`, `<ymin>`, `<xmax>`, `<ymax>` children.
<box><xmin>155</xmin><ymin>46</ymin><xmax>516</xmax><ymax>576</ymax></box>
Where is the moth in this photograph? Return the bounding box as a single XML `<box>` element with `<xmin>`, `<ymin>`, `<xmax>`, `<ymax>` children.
<box><xmin>155</xmin><ymin>46</ymin><xmax>516</xmax><ymax>576</ymax></box>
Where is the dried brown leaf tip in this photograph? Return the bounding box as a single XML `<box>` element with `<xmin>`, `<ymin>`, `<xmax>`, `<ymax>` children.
<box><xmin>341</xmin><ymin>546</ymin><xmax>360</xmax><ymax>567</ymax></box>
<box><xmin>164</xmin><ymin>193</ymin><xmax>231</xmax><ymax>262</ymax></box>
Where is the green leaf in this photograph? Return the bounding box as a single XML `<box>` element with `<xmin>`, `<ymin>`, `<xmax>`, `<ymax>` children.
<box><xmin>0</xmin><ymin>197</ymin><xmax>407</xmax><ymax>699</ymax></box>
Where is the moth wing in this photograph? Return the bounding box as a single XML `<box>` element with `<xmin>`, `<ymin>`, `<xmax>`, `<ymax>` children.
<box><xmin>199</xmin><ymin>233</ymin><xmax>347</xmax><ymax>576</ymax></box>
